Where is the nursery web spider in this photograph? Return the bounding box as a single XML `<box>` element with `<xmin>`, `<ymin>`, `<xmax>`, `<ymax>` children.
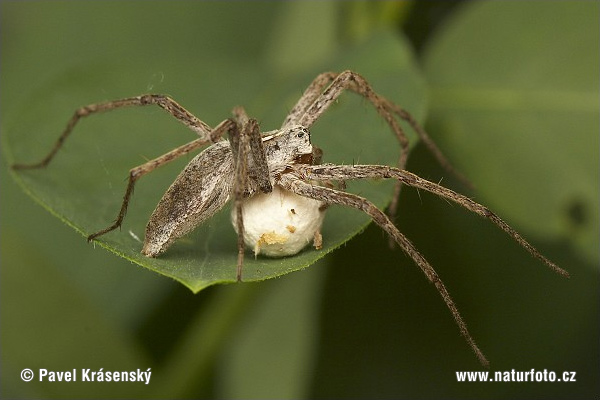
<box><xmin>12</xmin><ymin>70</ymin><xmax>568</xmax><ymax>367</ymax></box>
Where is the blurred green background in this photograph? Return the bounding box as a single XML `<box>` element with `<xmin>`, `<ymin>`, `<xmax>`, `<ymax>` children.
<box><xmin>1</xmin><ymin>1</ymin><xmax>598</xmax><ymax>399</ymax></box>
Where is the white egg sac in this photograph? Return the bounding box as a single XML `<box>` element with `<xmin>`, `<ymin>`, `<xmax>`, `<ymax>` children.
<box><xmin>231</xmin><ymin>185</ymin><xmax>326</xmax><ymax>257</ymax></box>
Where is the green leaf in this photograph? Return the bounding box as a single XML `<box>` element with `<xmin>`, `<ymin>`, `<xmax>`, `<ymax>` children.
<box><xmin>4</xmin><ymin>29</ymin><xmax>426</xmax><ymax>292</ymax></box>
<box><xmin>422</xmin><ymin>1</ymin><xmax>599</xmax><ymax>264</ymax></box>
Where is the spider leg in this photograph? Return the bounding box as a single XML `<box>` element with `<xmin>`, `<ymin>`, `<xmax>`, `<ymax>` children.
<box><xmin>294</xmin><ymin>70</ymin><xmax>471</xmax><ymax>227</ymax></box>
<box><xmin>281</xmin><ymin>72</ymin><xmax>338</xmax><ymax>128</ymax></box>
<box><xmin>279</xmin><ymin>173</ymin><xmax>489</xmax><ymax>367</ymax></box>
<box><xmin>232</xmin><ymin>105</ymin><xmax>251</xmax><ymax>126</ymax></box>
<box><xmin>231</xmin><ymin>106</ymin><xmax>272</xmax><ymax>194</ymax></box>
<box><xmin>12</xmin><ymin>94</ymin><xmax>215</xmax><ymax>170</ymax></box>
<box><xmin>230</xmin><ymin>116</ymin><xmax>271</xmax><ymax>281</ymax></box>
<box><xmin>88</xmin><ymin>119</ymin><xmax>235</xmax><ymax>242</ymax></box>
<box><xmin>295</xmin><ymin>163</ymin><xmax>569</xmax><ymax>278</ymax></box>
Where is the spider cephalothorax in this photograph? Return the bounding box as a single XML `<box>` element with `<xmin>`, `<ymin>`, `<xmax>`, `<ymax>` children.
<box><xmin>12</xmin><ymin>70</ymin><xmax>568</xmax><ymax>367</ymax></box>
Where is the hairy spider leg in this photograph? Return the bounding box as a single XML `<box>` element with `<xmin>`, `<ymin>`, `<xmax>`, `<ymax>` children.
<box><xmin>281</xmin><ymin>162</ymin><xmax>568</xmax><ymax>364</ymax></box>
<box><xmin>295</xmin><ymin>163</ymin><xmax>568</xmax><ymax>277</ymax></box>
<box><xmin>12</xmin><ymin>94</ymin><xmax>216</xmax><ymax>170</ymax></box>
<box><xmin>278</xmin><ymin>172</ymin><xmax>490</xmax><ymax>367</ymax></box>
<box><xmin>281</xmin><ymin>72</ymin><xmax>338</xmax><ymax>128</ymax></box>
<box><xmin>88</xmin><ymin>120</ymin><xmax>233</xmax><ymax>241</ymax></box>
<box><xmin>284</xmin><ymin>70</ymin><xmax>471</xmax><ymax>227</ymax></box>
<box><xmin>231</xmin><ymin>106</ymin><xmax>272</xmax><ymax>194</ymax></box>
<box><xmin>230</xmin><ymin>115</ymin><xmax>274</xmax><ymax>281</ymax></box>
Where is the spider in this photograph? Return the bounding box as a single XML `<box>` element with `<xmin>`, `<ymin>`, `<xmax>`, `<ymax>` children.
<box><xmin>12</xmin><ymin>70</ymin><xmax>568</xmax><ymax>367</ymax></box>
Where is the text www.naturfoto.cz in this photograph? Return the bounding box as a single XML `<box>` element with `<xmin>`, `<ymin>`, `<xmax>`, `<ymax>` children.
<box><xmin>456</xmin><ymin>369</ymin><xmax>576</xmax><ymax>383</ymax></box>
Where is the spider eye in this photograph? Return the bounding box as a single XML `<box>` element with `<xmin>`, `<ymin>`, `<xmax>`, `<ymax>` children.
<box><xmin>296</xmin><ymin>128</ymin><xmax>309</xmax><ymax>138</ymax></box>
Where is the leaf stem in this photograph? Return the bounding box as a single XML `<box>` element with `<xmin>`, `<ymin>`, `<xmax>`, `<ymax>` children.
<box><xmin>154</xmin><ymin>284</ymin><xmax>260</xmax><ymax>398</ymax></box>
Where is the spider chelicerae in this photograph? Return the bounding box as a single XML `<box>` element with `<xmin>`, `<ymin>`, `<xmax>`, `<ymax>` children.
<box><xmin>12</xmin><ymin>70</ymin><xmax>568</xmax><ymax>367</ymax></box>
